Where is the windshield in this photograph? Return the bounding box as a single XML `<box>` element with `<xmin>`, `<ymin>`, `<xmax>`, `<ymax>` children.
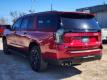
<box><xmin>61</xmin><ymin>17</ymin><xmax>100</xmax><ymax>30</ymax></box>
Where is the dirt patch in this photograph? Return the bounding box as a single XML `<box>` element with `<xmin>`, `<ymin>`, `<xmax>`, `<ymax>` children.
<box><xmin>0</xmin><ymin>38</ymin><xmax>107</xmax><ymax>80</ymax></box>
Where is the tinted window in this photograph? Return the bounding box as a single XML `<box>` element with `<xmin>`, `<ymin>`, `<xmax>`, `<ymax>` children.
<box><xmin>61</xmin><ymin>18</ymin><xmax>100</xmax><ymax>30</ymax></box>
<box><xmin>0</xmin><ymin>25</ymin><xmax>11</xmax><ymax>29</ymax></box>
<box><xmin>20</xmin><ymin>16</ymin><xmax>34</xmax><ymax>30</ymax></box>
<box><xmin>27</xmin><ymin>16</ymin><xmax>34</xmax><ymax>30</ymax></box>
<box><xmin>12</xmin><ymin>18</ymin><xmax>22</xmax><ymax>30</ymax></box>
<box><xmin>21</xmin><ymin>17</ymin><xmax>28</xmax><ymax>30</ymax></box>
<box><xmin>38</xmin><ymin>15</ymin><xmax>60</xmax><ymax>31</ymax></box>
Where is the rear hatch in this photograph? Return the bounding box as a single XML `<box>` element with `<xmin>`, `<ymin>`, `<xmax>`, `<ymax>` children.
<box><xmin>60</xmin><ymin>13</ymin><xmax>101</xmax><ymax>50</ymax></box>
<box><xmin>63</xmin><ymin>32</ymin><xmax>101</xmax><ymax>51</ymax></box>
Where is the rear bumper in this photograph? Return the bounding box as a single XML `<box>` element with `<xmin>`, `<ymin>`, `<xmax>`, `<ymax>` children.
<box><xmin>46</xmin><ymin>54</ymin><xmax>102</xmax><ymax>65</ymax></box>
<box><xmin>43</xmin><ymin>48</ymin><xmax>102</xmax><ymax>65</ymax></box>
<box><xmin>43</xmin><ymin>48</ymin><xmax>102</xmax><ymax>59</ymax></box>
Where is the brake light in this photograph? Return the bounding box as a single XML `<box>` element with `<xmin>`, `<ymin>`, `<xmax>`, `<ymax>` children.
<box><xmin>63</xmin><ymin>32</ymin><xmax>101</xmax><ymax>47</ymax></box>
<box><xmin>63</xmin><ymin>36</ymin><xmax>72</xmax><ymax>43</ymax></box>
<box><xmin>0</xmin><ymin>28</ymin><xmax>4</xmax><ymax>33</ymax></box>
<box><xmin>64</xmin><ymin>36</ymin><xmax>82</xmax><ymax>43</ymax></box>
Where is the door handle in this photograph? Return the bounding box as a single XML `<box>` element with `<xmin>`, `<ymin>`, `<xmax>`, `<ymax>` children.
<box><xmin>23</xmin><ymin>32</ymin><xmax>27</xmax><ymax>35</ymax></box>
<box><xmin>12</xmin><ymin>31</ymin><xmax>16</xmax><ymax>34</ymax></box>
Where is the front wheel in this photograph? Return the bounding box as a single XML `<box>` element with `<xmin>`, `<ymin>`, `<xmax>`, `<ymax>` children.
<box><xmin>29</xmin><ymin>46</ymin><xmax>47</xmax><ymax>72</ymax></box>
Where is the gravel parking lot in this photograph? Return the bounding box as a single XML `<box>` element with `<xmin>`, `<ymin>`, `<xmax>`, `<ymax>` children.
<box><xmin>0</xmin><ymin>38</ymin><xmax>107</xmax><ymax>80</ymax></box>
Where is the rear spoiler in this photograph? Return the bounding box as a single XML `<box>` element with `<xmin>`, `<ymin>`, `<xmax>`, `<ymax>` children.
<box><xmin>60</xmin><ymin>12</ymin><xmax>95</xmax><ymax>19</ymax></box>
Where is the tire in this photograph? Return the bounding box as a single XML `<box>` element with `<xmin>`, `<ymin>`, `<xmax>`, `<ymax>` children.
<box><xmin>3</xmin><ymin>39</ymin><xmax>10</xmax><ymax>55</ymax></box>
<box><xmin>29</xmin><ymin>46</ymin><xmax>47</xmax><ymax>72</ymax></box>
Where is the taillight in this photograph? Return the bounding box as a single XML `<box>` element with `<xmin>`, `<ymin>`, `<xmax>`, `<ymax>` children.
<box><xmin>64</xmin><ymin>36</ymin><xmax>85</xmax><ymax>43</ymax></box>
<box><xmin>0</xmin><ymin>28</ymin><xmax>4</xmax><ymax>33</ymax></box>
<box><xmin>63</xmin><ymin>32</ymin><xmax>102</xmax><ymax>47</ymax></box>
<box><xmin>63</xmin><ymin>36</ymin><xmax>72</xmax><ymax>43</ymax></box>
<box><xmin>55</xmin><ymin>29</ymin><xmax>64</xmax><ymax>43</ymax></box>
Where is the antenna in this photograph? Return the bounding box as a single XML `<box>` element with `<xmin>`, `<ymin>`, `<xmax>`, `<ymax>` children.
<box><xmin>51</xmin><ymin>3</ymin><xmax>53</xmax><ymax>11</ymax></box>
<box><xmin>50</xmin><ymin>0</ymin><xmax>54</xmax><ymax>11</ymax></box>
<box><xmin>103</xmin><ymin>0</ymin><xmax>106</xmax><ymax>5</ymax></box>
<box><xmin>31</xmin><ymin>0</ymin><xmax>34</xmax><ymax>11</ymax></box>
<box><xmin>29</xmin><ymin>0</ymin><xmax>35</xmax><ymax>13</ymax></box>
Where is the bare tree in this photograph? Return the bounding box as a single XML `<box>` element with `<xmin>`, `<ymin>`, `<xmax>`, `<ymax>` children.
<box><xmin>10</xmin><ymin>11</ymin><xmax>26</xmax><ymax>23</ymax></box>
<box><xmin>0</xmin><ymin>17</ymin><xmax>8</xmax><ymax>25</ymax></box>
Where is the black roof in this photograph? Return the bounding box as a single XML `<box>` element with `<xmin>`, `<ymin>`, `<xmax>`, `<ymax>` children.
<box><xmin>21</xmin><ymin>11</ymin><xmax>94</xmax><ymax>18</ymax></box>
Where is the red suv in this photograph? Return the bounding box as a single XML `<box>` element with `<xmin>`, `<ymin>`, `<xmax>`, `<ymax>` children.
<box><xmin>0</xmin><ymin>25</ymin><xmax>11</xmax><ymax>37</ymax></box>
<box><xmin>3</xmin><ymin>11</ymin><xmax>102</xmax><ymax>72</ymax></box>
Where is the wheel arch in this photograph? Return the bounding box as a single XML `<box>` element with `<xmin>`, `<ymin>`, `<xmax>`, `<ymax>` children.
<box><xmin>29</xmin><ymin>41</ymin><xmax>40</xmax><ymax>51</ymax></box>
<box><xmin>2</xmin><ymin>36</ymin><xmax>6</xmax><ymax>41</ymax></box>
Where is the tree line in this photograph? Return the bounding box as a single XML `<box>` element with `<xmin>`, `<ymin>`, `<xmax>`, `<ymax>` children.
<box><xmin>0</xmin><ymin>10</ymin><xmax>35</xmax><ymax>25</ymax></box>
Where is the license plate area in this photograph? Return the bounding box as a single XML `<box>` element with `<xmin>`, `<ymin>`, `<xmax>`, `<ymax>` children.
<box><xmin>81</xmin><ymin>37</ymin><xmax>89</xmax><ymax>43</ymax></box>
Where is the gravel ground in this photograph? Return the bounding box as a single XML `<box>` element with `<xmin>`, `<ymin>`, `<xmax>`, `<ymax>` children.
<box><xmin>0</xmin><ymin>38</ymin><xmax>107</xmax><ymax>80</ymax></box>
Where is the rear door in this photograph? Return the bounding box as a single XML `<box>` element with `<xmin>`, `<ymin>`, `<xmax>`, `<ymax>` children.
<box><xmin>7</xmin><ymin>18</ymin><xmax>22</xmax><ymax>48</ymax></box>
<box><xmin>61</xmin><ymin>15</ymin><xmax>101</xmax><ymax>50</ymax></box>
<box><xmin>14</xmin><ymin>15</ymin><xmax>35</xmax><ymax>52</ymax></box>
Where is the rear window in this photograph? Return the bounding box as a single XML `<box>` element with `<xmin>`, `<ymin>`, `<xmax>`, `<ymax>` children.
<box><xmin>61</xmin><ymin>18</ymin><xmax>100</xmax><ymax>30</ymax></box>
<box><xmin>60</xmin><ymin>13</ymin><xmax>100</xmax><ymax>30</ymax></box>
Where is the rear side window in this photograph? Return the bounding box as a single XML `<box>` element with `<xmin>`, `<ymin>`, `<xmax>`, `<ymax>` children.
<box><xmin>27</xmin><ymin>16</ymin><xmax>34</xmax><ymax>30</ymax></box>
<box><xmin>12</xmin><ymin>18</ymin><xmax>22</xmax><ymax>30</ymax></box>
<box><xmin>20</xmin><ymin>16</ymin><xmax>34</xmax><ymax>30</ymax></box>
<box><xmin>37</xmin><ymin>14</ymin><xmax>60</xmax><ymax>31</ymax></box>
<box><xmin>21</xmin><ymin>17</ymin><xmax>28</xmax><ymax>30</ymax></box>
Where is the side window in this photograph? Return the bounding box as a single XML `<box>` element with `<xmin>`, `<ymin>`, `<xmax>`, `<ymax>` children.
<box><xmin>38</xmin><ymin>15</ymin><xmax>60</xmax><ymax>31</ymax></box>
<box><xmin>12</xmin><ymin>18</ymin><xmax>22</xmax><ymax>30</ymax></box>
<box><xmin>27</xmin><ymin>16</ymin><xmax>34</xmax><ymax>30</ymax></box>
<box><xmin>20</xmin><ymin>16</ymin><xmax>35</xmax><ymax>30</ymax></box>
<box><xmin>38</xmin><ymin>15</ymin><xmax>47</xmax><ymax>30</ymax></box>
<box><xmin>38</xmin><ymin>18</ymin><xmax>44</xmax><ymax>28</ymax></box>
<box><xmin>21</xmin><ymin>17</ymin><xmax>29</xmax><ymax>30</ymax></box>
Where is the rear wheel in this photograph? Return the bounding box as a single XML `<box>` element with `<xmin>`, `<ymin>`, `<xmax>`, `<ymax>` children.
<box><xmin>29</xmin><ymin>46</ymin><xmax>47</xmax><ymax>72</ymax></box>
<box><xmin>3</xmin><ymin>39</ymin><xmax>10</xmax><ymax>55</ymax></box>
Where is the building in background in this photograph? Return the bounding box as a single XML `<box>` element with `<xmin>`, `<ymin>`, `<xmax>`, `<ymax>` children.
<box><xmin>76</xmin><ymin>4</ymin><xmax>107</xmax><ymax>42</ymax></box>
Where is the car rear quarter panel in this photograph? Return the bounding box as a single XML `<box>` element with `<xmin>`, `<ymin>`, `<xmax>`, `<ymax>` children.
<box><xmin>27</xmin><ymin>31</ymin><xmax>58</xmax><ymax>56</ymax></box>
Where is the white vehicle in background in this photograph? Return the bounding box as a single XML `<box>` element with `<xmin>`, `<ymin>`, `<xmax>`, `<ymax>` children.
<box><xmin>102</xmin><ymin>28</ymin><xmax>107</xmax><ymax>42</ymax></box>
